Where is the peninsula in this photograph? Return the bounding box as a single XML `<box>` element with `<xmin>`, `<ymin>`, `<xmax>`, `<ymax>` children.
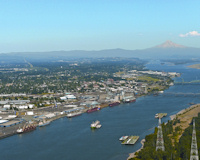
<box><xmin>188</xmin><ymin>64</ymin><xmax>200</xmax><ymax>69</ymax></box>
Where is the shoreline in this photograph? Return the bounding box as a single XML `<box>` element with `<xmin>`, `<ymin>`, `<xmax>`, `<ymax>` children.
<box><xmin>128</xmin><ymin>103</ymin><xmax>200</xmax><ymax>160</ymax></box>
<box><xmin>170</xmin><ymin>104</ymin><xmax>199</xmax><ymax>120</ymax></box>
<box><xmin>0</xmin><ymin>78</ymin><xmax>171</xmax><ymax>140</ymax></box>
<box><xmin>0</xmin><ymin>92</ymin><xmax>152</xmax><ymax>140</ymax></box>
<box><xmin>127</xmin><ymin>139</ymin><xmax>145</xmax><ymax>160</ymax></box>
<box><xmin>187</xmin><ymin>64</ymin><xmax>200</xmax><ymax>69</ymax></box>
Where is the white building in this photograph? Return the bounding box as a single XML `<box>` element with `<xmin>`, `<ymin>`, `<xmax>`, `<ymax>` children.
<box><xmin>3</xmin><ymin>105</ymin><xmax>10</xmax><ymax>109</ymax></box>
<box><xmin>27</xmin><ymin>111</ymin><xmax>34</xmax><ymax>115</ymax></box>
<box><xmin>18</xmin><ymin>105</ymin><xmax>28</xmax><ymax>109</ymax></box>
<box><xmin>60</xmin><ymin>94</ymin><xmax>76</xmax><ymax>100</ymax></box>
<box><xmin>28</xmin><ymin>104</ymin><xmax>34</xmax><ymax>109</ymax></box>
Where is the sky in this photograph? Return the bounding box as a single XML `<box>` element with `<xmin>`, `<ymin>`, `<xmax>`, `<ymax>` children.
<box><xmin>0</xmin><ymin>0</ymin><xmax>200</xmax><ymax>52</ymax></box>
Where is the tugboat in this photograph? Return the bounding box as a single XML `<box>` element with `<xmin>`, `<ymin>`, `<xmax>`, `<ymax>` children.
<box><xmin>17</xmin><ymin>123</ymin><xmax>36</xmax><ymax>134</ymax></box>
<box><xmin>91</xmin><ymin>120</ymin><xmax>102</xmax><ymax>129</ymax></box>
<box><xmin>119</xmin><ymin>136</ymin><xmax>129</xmax><ymax>141</ymax></box>
<box><xmin>38</xmin><ymin>119</ymin><xmax>51</xmax><ymax>127</ymax></box>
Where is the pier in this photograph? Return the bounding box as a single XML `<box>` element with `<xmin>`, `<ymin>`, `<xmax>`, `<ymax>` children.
<box><xmin>155</xmin><ymin>113</ymin><xmax>167</xmax><ymax>119</ymax></box>
<box><xmin>0</xmin><ymin>124</ymin><xmax>20</xmax><ymax>139</ymax></box>
<box><xmin>0</xmin><ymin>132</ymin><xmax>17</xmax><ymax>139</ymax></box>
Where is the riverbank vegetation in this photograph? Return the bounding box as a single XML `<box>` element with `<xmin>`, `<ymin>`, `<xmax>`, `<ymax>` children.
<box><xmin>130</xmin><ymin>109</ymin><xmax>200</xmax><ymax>160</ymax></box>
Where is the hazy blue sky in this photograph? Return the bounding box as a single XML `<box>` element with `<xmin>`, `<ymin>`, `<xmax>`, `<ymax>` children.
<box><xmin>0</xmin><ymin>0</ymin><xmax>200</xmax><ymax>52</ymax></box>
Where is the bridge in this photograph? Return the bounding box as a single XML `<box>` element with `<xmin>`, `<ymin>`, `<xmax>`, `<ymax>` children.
<box><xmin>161</xmin><ymin>92</ymin><xmax>200</xmax><ymax>97</ymax></box>
<box><xmin>174</xmin><ymin>80</ymin><xmax>200</xmax><ymax>85</ymax></box>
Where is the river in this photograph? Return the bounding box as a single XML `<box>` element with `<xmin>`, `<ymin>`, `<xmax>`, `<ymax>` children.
<box><xmin>1</xmin><ymin>60</ymin><xmax>200</xmax><ymax>160</ymax></box>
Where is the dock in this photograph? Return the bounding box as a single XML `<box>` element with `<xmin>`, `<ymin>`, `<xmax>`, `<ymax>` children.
<box><xmin>155</xmin><ymin>113</ymin><xmax>167</xmax><ymax>119</ymax></box>
<box><xmin>0</xmin><ymin>132</ymin><xmax>17</xmax><ymax>139</ymax></box>
<box><xmin>121</xmin><ymin>136</ymin><xmax>139</xmax><ymax>145</ymax></box>
<box><xmin>0</xmin><ymin>120</ymin><xmax>22</xmax><ymax>127</ymax></box>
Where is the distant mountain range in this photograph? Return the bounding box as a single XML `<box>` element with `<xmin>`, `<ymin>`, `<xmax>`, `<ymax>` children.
<box><xmin>0</xmin><ymin>41</ymin><xmax>200</xmax><ymax>63</ymax></box>
<box><xmin>153</xmin><ymin>40</ymin><xmax>186</xmax><ymax>48</ymax></box>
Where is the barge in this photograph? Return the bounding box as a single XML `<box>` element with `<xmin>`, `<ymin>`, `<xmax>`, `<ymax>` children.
<box><xmin>87</xmin><ymin>106</ymin><xmax>100</xmax><ymax>113</ymax></box>
<box><xmin>121</xmin><ymin>136</ymin><xmax>139</xmax><ymax>145</ymax></box>
<box><xmin>109</xmin><ymin>101</ymin><xmax>120</xmax><ymax>107</ymax></box>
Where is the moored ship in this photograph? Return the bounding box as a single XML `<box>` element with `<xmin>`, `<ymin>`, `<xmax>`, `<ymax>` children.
<box><xmin>109</xmin><ymin>101</ymin><xmax>120</xmax><ymax>107</ymax></box>
<box><xmin>66</xmin><ymin>111</ymin><xmax>82</xmax><ymax>118</ymax></box>
<box><xmin>91</xmin><ymin>120</ymin><xmax>101</xmax><ymax>129</ymax></box>
<box><xmin>17</xmin><ymin>123</ymin><xmax>36</xmax><ymax>134</ymax></box>
<box><xmin>38</xmin><ymin>119</ymin><xmax>51</xmax><ymax>127</ymax></box>
<box><xmin>124</xmin><ymin>97</ymin><xmax>136</xmax><ymax>103</ymax></box>
<box><xmin>87</xmin><ymin>106</ymin><xmax>100</xmax><ymax>113</ymax></box>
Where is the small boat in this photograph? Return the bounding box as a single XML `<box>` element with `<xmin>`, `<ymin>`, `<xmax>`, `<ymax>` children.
<box><xmin>119</xmin><ymin>136</ymin><xmax>129</xmax><ymax>141</ymax></box>
<box><xmin>155</xmin><ymin>113</ymin><xmax>159</xmax><ymax>118</ymax></box>
<box><xmin>38</xmin><ymin>119</ymin><xmax>51</xmax><ymax>127</ymax></box>
<box><xmin>16</xmin><ymin>128</ymin><xmax>23</xmax><ymax>133</ymax></box>
<box><xmin>91</xmin><ymin>120</ymin><xmax>101</xmax><ymax>129</ymax></box>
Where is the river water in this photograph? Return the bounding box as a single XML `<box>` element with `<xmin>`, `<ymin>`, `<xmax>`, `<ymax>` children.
<box><xmin>1</xmin><ymin>61</ymin><xmax>200</xmax><ymax>160</ymax></box>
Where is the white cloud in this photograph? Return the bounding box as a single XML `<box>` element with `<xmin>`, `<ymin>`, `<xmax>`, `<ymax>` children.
<box><xmin>179</xmin><ymin>31</ymin><xmax>200</xmax><ymax>37</ymax></box>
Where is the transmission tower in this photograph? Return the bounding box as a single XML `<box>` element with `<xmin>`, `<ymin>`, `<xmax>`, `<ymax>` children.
<box><xmin>190</xmin><ymin>119</ymin><xmax>199</xmax><ymax>160</ymax></box>
<box><xmin>156</xmin><ymin>118</ymin><xmax>165</xmax><ymax>151</ymax></box>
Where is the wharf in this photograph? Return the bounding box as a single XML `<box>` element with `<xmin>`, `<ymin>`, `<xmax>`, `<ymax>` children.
<box><xmin>0</xmin><ymin>132</ymin><xmax>17</xmax><ymax>139</ymax></box>
<box><xmin>0</xmin><ymin>120</ymin><xmax>22</xmax><ymax>127</ymax></box>
<box><xmin>155</xmin><ymin>113</ymin><xmax>167</xmax><ymax>119</ymax></box>
<box><xmin>121</xmin><ymin>136</ymin><xmax>139</xmax><ymax>145</ymax></box>
<box><xmin>0</xmin><ymin>115</ymin><xmax>61</xmax><ymax>140</ymax></box>
<box><xmin>48</xmin><ymin>114</ymin><xmax>68</xmax><ymax>122</ymax></box>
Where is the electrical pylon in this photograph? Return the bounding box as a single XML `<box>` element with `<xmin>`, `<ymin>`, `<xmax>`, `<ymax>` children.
<box><xmin>156</xmin><ymin>118</ymin><xmax>165</xmax><ymax>151</ymax></box>
<box><xmin>190</xmin><ymin>119</ymin><xmax>199</xmax><ymax>160</ymax></box>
